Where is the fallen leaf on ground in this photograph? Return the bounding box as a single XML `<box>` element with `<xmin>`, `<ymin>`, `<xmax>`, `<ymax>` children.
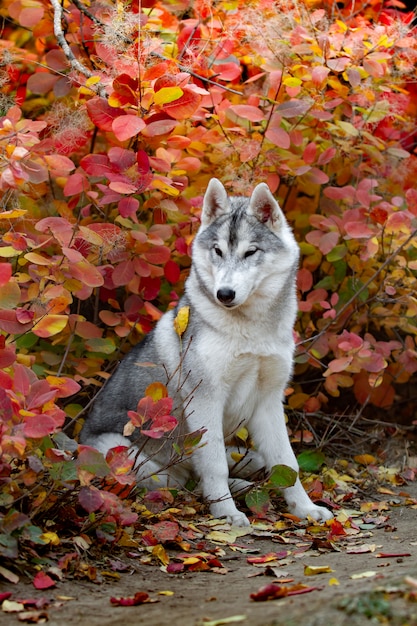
<box><xmin>250</xmin><ymin>583</ymin><xmax>321</xmax><ymax>602</ymax></box>
<box><xmin>247</xmin><ymin>551</ymin><xmax>288</xmax><ymax>564</ymax></box>
<box><xmin>346</xmin><ymin>543</ymin><xmax>377</xmax><ymax>554</ymax></box>
<box><xmin>350</xmin><ymin>571</ymin><xmax>377</xmax><ymax>579</ymax></box>
<box><xmin>0</xmin><ymin>565</ymin><xmax>19</xmax><ymax>584</ymax></box>
<box><xmin>17</xmin><ymin>609</ymin><xmax>48</xmax><ymax>623</ymax></box>
<box><xmin>197</xmin><ymin>616</ymin><xmax>247</xmax><ymax>625</ymax></box>
<box><xmin>304</xmin><ymin>565</ymin><xmax>333</xmax><ymax>576</ymax></box>
<box><xmin>376</xmin><ymin>552</ymin><xmax>411</xmax><ymax>558</ymax></box>
<box><xmin>2</xmin><ymin>600</ymin><xmax>25</xmax><ymax>613</ymax></box>
<box><xmin>32</xmin><ymin>572</ymin><xmax>56</xmax><ymax>590</ymax></box>
<box><xmin>110</xmin><ymin>592</ymin><xmax>157</xmax><ymax>606</ymax></box>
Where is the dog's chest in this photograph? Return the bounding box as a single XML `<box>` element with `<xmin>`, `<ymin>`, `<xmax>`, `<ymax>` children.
<box><xmin>222</xmin><ymin>353</ymin><xmax>286</xmax><ymax>425</ymax></box>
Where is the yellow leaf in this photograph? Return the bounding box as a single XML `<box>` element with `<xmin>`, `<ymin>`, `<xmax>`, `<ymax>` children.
<box><xmin>151</xmin><ymin>179</ymin><xmax>180</xmax><ymax>196</ymax></box>
<box><xmin>329</xmin><ymin>577</ymin><xmax>340</xmax><ymax>586</ymax></box>
<box><xmin>304</xmin><ymin>565</ymin><xmax>334</xmax><ymax>576</ymax></box>
<box><xmin>283</xmin><ymin>76</ymin><xmax>302</xmax><ymax>87</ymax></box>
<box><xmin>236</xmin><ymin>427</ymin><xmax>249</xmax><ymax>442</ymax></box>
<box><xmin>336</xmin><ymin>19</ymin><xmax>348</xmax><ymax>31</ymax></box>
<box><xmin>85</xmin><ymin>76</ymin><xmax>101</xmax><ymax>86</ymax></box>
<box><xmin>32</xmin><ymin>314</ymin><xmax>68</xmax><ymax>338</ymax></box>
<box><xmin>231</xmin><ymin>452</ymin><xmax>244</xmax><ymax>463</ymax></box>
<box><xmin>182</xmin><ymin>556</ymin><xmax>201</xmax><ymax>565</ymax></box>
<box><xmin>40</xmin><ymin>531</ymin><xmax>60</xmax><ymax>546</ymax></box>
<box><xmin>152</xmin><ymin>544</ymin><xmax>170</xmax><ymax>566</ymax></box>
<box><xmin>354</xmin><ymin>454</ymin><xmax>376</xmax><ymax>466</ymax></box>
<box><xmin>0</xmin><ymin>209</ymin><xmax>27</xmax><ymax>219</ymax></box>
<box><xmin>158</xmin><ymin>590</ymin><xmax>174</xmax><ymax>596</ymax></box>
<box><xmin>154</xmin><ymin>86</ymin><xmax>184</xmax><ymax>105</ymax></box>
<box><xmin>0</xmin><ymin>246</ymin><xmax>21</xmax><ymax>258</ymax></box>
<box><xmin>146</xmin><ymin>382</ymin><xmax>168</xmax><ymax>400</ymax></box>
<box><xmin>174</xmin><ymin>306</ymin><xmax>190</xmax><ymax>337</ymax></box>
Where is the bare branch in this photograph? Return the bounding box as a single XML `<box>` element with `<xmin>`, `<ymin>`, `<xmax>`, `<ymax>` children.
<box><xmin>49</xmin><ymin>0</ymin><xmax>107</xmax><ymax>97</ymax></box>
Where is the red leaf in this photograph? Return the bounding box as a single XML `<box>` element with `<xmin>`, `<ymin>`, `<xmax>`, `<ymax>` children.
<box><xmin>142</xmin><ymin>414</ymin><xmax>178</xmax><ymax>439</ymax></box>
<box><xmin>144</xmin><ymin>245</ymin><xmax>171</xmax><ymax>264</ymax></box>
<box><xmin>141</xmin><ymin>119</ymin><xmax>178</xmax><ymax>137</ymax></box>
<box><xmin>80</xmin><ymin>153</ymin><xmax>111</xmax><ymax>177</ymax></box>
<box><xmin>0</xmin><ymin>593</ymin><xmax>12</xmax><ymax>602</ymax></box>
<box><xmin>265</xmin><ymin>127</ymin><xmax>290</xmax><ymax>149</ymax></box>
<box><xmin>276</xmin><ymin>99</ymin><xmax>311</xmax><ymax>118</ymax></box>
<box><xmin>46</xmin><ymin>376</ymin><xmax>81</xmax><ymax>398</ymax></box>
<box><xmin>118</xmin><ymin>197</ymin><xmax>139</xmax><ymax>219</ymax></box>
<box><xmin>0</xmin><ymin>309</ymin><xmax>33</xmax><ymax>334</ymax></box>
<box><xmin>213</xmin><ymin>62</ymin><xmax>241</xmax><ymax>81</ymax></box>
<box><xmin>0</xmin><ymin>388</ymin><xmax>13</xmax><ymax>420</ymax></box>
<box><xmin>112</xmin><ymin>115</ymin><xmax>146</xmax><ymax>141</ymax></box>
<box><xmin>250</xmin><ymin>583</ymin><xmax>319</xmax><ymax>602</ymax></box>
<box><xmin>137</xmin><ymin>149</ymin><xmax>150</xmax><ymax>175</ymax></box>
<box><xmin>33</xmin><ymin>572</ymin><xmax>56</xmax><ymax>590</ymax></box>
<box><xmin>106</xmin><ymin>446</ymin><xmax>135</xmax><ymax>484</ymax></box>
<box><xmin>110</xmin><ymin>592</ymin><xmax>152</xmax><ymax>606</ymax></box>
<box><xmin>303</xmin><ymin>142</ymin><xmax>317</xmax><ymax>165</ymax></box>
<box><xmin>27</xmin><ymin>72</ymin><xmax>59</xmax><ymax>95</ymax></box>
<box><xmin>324</xmin><ymin>185</ymin><xmax>356</xmax><ymax>203</ymax></box>
<box><xmin>344</xmin><ymin>221</ymin><xmax>375</xmax><ymax>239</ymax></box>
<box><xmin>24</xmin><ymin>415</ymin><xmax>58</xmax><ymax>438</ymax></box>
<box><xmin>151</xmin><ymin>520</ymin><xmax>180</xmax><ymax>543</ymax></box>
<box><xmin>27</xmin><ymin>380</ymin><xmax>57</xmax><ymax>409</ymax></box>
<box><xmin>109</xmin><ymin>181</ymin><xmax>137</xmax><ymax>194</ymax></box>
<box><xmin>78</xmin><ymin>486</ymin><xmax>104</xmax><ymax>513</ymax></box>
<box><xmin>297</xmin><ymin>268</ymin><xmax>313</xmax><ymax>292</ymax></box>
<box><xmin>164</xmin><ymin>260</ymin><xmax>180</xmax><ymax>284</ymax></box>
<box><xmin>112</xmin><ymin>260</ymin><xmax>135</xmax><ymax>287</ymax></box>
<box><xmin>86</xmin><ymin>97</ymin><xmax>126</xmax><ymax>132</ymax></box>
<box><xmin>0</xmin><ymin>263</ymin><xmax>12</xmax><ymax>287</ymax></box>
<box><xmin>162</xmin><ymin>88</ymin><xmax>201</xmax><ymax>120</ymax></box>
<box><xmin>64</xmin><ymin>172</ymin><xmax>89</xmax><ymax>196</ymax></box>
<box><xmin>228</xmin><ymin>105</ymin><xmax>265</xmax><ymax>122</ymax></box>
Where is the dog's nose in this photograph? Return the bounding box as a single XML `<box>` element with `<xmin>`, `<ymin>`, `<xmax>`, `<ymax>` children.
<box><xmin>217</xmin><ymin>288</ymin><xmax>236</xmax><ymax>305</ymax></box>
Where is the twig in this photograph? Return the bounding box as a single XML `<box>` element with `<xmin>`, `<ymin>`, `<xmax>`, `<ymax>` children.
<box><xmin>49</xmin><ymin>0</ymin><xmax>107</xmax><ymax>97</ymax></box>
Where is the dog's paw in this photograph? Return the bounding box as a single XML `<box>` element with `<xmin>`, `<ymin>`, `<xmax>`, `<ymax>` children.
<box><xmin>227</xmin><ymin>512</ymin><xmax>251</xmax><ymax>527</ymax></box>
<box><xmin>293</xmin><ymin>503</ymin><xmax>333</xmax><ymax>522</ymax></box>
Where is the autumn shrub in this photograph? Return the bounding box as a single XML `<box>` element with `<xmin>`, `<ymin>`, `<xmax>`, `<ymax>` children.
<box><xmin>1</xmin><ymin>0</ymin><xmax>417</xmax><ymax>559</ymax></box>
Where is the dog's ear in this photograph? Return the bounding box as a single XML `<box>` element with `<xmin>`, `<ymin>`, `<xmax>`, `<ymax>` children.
<box><xmin>201</xmin><ymin>178</ymin><xmax>229</xmax><ymax>226</ymax></box>
<box><xmin>249</xmin><ymin>183</ymin><xmax>283</xmax><ymax>227</ymax></box>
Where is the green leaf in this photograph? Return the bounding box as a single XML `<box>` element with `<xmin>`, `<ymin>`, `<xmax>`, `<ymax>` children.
<box><xmin>268</xmin><ymin>464</ymin><xmax>297</xmax><ymax>489</ymax></box>
<box><xmin>297</xmin><ymin>450</ymin><xmax>326</xmax><ymax>472</ymax></box>
<box><xmin>326</xmin><ymin>244</ymin><xmax>347</xmax><ymax>262</ymax></box>
<box><xmin>85</xmin><ymin>337</ymin><xmax>116</xmax><ymax>355</ymax></box>
<box><xmin>0</xmin><ymin>533</ymin><xmax>18</xmax><ymax>558</ymax></box>
<box><xmin>245</xmin><ymin>488</ymin><xmax>270</xmax><ymax>514</ymax></box>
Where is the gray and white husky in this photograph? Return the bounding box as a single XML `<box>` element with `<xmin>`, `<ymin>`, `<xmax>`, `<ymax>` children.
<box><xmin>80</xmin><ymin>179</ymin><xmax>333</xmax><ymax>526</ymax></box>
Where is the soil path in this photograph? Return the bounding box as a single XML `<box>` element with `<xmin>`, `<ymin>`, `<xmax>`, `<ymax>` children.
<box><xmin>2</xmin><ymin>483</ymin><xmax>417</xmax><ymax>626</ymax></box>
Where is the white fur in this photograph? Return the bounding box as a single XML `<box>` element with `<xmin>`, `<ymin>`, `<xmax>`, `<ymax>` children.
<box><xmin>84</xmin><ymin>180</ymin><xmax>333</xmax><ymax>526</ymax></box>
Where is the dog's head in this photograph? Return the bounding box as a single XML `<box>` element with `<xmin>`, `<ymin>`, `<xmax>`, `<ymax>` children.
<box><xmin>193</xmin><ymin>179</ymin><xmax>299</xmax><ymax>310</ymax></box>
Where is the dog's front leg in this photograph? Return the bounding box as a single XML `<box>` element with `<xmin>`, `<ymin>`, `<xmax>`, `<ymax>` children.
<box><xmin>249</xmin><ymin>397</ymin><xmax>333</xmax><ymax>522</ymax></box>
<box><xmin>189</xmin><ymin>410</ymin><xmax>251</xmax><ymax>527</ymax></box>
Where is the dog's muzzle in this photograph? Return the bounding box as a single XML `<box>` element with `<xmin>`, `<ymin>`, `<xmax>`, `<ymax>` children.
<box><xmin>217</xmin><ymin>288</ymin><xmax>236</xmax><ymax>306</ymax></box>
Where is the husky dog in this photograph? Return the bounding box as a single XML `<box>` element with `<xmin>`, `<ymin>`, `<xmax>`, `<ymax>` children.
<box><xmin>80</xmin><ymin>179</ymin><xmax>333</xmax><ymax>526</ymax></box>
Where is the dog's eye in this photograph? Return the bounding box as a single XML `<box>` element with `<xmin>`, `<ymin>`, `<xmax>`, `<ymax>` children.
<box><xmin>213</xmin><ymin>245</ymin><xmax>223</xmax><ymax>258</ymax></box>
<box><xmin>244</xmin><ymin>248</ymin><xmax>258</xmax><ymax>258</ymax></box>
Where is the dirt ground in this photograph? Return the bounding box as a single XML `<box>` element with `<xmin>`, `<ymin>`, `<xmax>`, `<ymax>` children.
<box><xmin>2</xmin><ymin>482</ymin><xmax>417</xmax><ymax>626</ymax></box>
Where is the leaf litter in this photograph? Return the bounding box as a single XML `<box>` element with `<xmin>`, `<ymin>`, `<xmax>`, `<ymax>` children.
<box><xmin>2</xmin><ymin>458</ymin><xmax>417</xmax><ymax>621</ymax></box>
